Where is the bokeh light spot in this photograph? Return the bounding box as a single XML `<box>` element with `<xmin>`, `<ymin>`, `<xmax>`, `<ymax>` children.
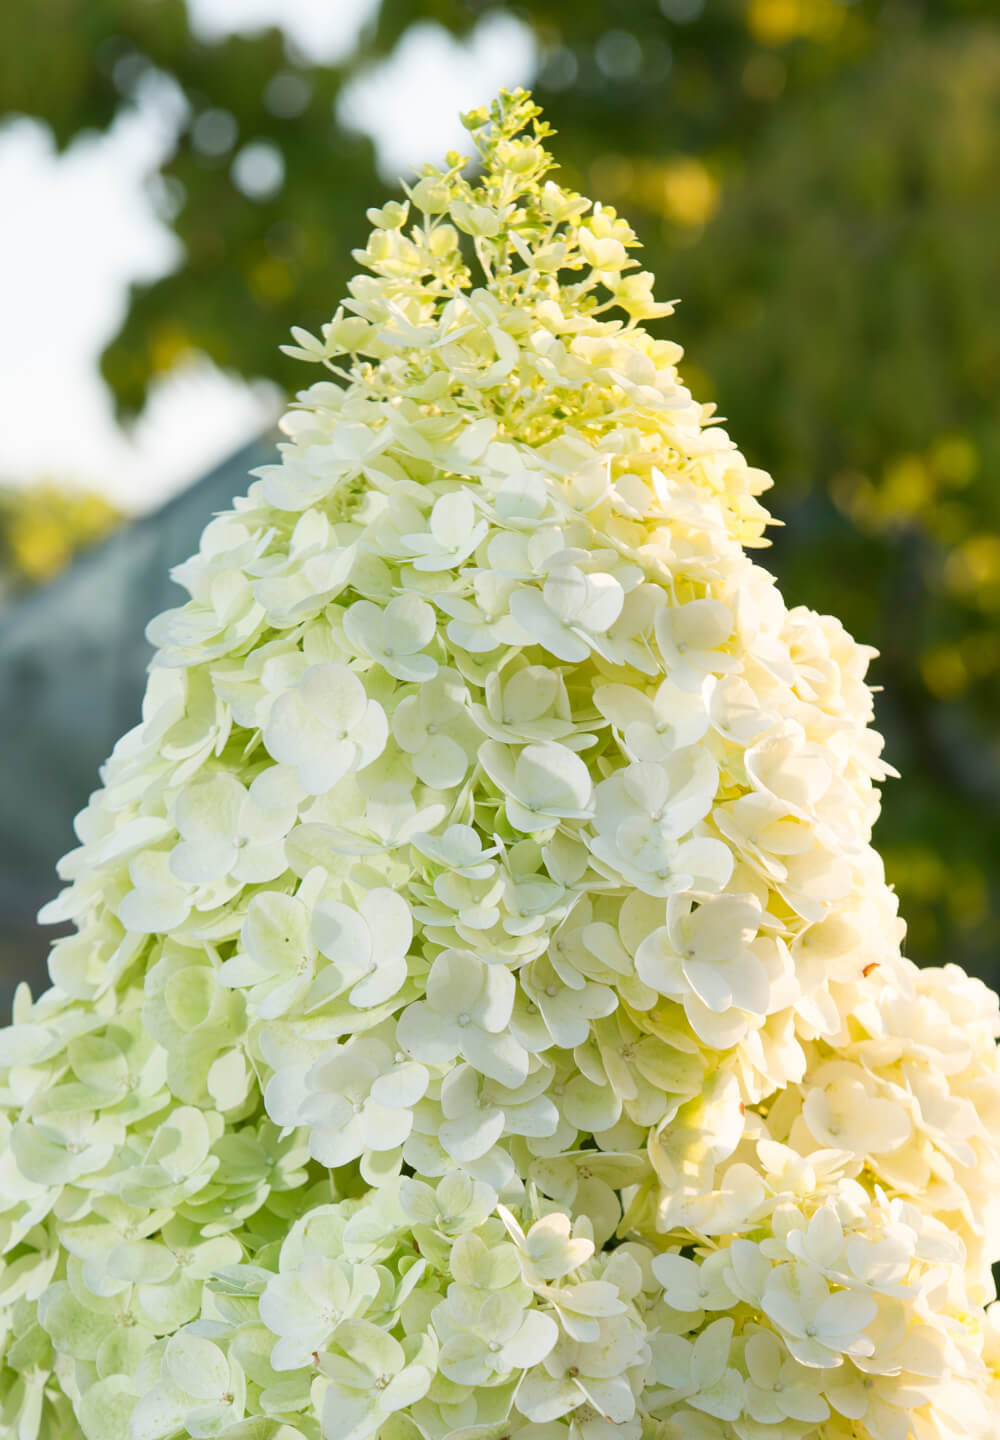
<box><xmin>192</xmin><ymin>109</ymin><xmax>238</xmax><ymax>157</ymax></box>
<box><xmin>231</xmin><ymin>141</ymin><xmax>286</xmax><ymax>201</ymax></box>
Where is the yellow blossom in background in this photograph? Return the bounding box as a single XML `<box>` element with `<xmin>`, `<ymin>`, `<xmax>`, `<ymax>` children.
<box><xmin>589</xmin><ymin>154</ymin><xmax>720</xmax><ymax>232</ymax></box>
<box><xmin>747</xmin><ymin>0</ymin><xmax>847</xmax><ymax>47</ymax></box>
<box><xmin>0</xmin><ymin>484</ymin><xmax>121</xmax><ymax>588</ymax></box>
<box><xmin>945</xmin><ymin>535</ymin><xmax>1000</xmax><ymax>608</ymax></box>
<box><xmin>920</xmin><ymin>642</ymin><xmax>969</xmax><ymax>700</ymax></box>
<box><xmin>654</xmin><ymin>156</ymin><xmax>720</xmax><ymax>230</ymax></box>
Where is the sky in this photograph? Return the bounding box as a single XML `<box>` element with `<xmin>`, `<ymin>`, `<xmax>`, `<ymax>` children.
<box><xmin>0</xmin><ymin>0</ymin><xmax>534</xmax><ymax>513</ymax></box>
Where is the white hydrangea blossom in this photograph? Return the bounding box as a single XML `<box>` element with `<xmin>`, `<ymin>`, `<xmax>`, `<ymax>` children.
<box><xmin>3</xmin><ymin>89</ymin><xmax>1000</xmax><ymax>1440</ymax></box>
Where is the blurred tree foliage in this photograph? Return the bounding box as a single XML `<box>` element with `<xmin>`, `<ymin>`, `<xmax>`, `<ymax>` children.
<box><xmin>1</xmin><ymin>0</ymin><xmax>998</xmax><ymax>978</ymax></box>
<box><xmin>0</xmin><ymin>486</ymin><xmax>121</xmax><ymax>596</ymax></box>
<box><xmin>0</xmin><ymin>0</ymin><xmax>380</xmax><ymax>412</ymax></box>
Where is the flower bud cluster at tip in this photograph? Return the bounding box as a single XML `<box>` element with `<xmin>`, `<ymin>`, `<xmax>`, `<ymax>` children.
<box><xmin>1</xmin><ymin>89</ymin><xmax>999</xmax><ymax>1440</ymax></box>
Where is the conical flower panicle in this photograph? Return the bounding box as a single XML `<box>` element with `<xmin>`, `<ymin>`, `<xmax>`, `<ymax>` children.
<box><xmin>1</xmin><ymin>90</ymin><xmax>999</xmax><ymax>1440</ymax></box>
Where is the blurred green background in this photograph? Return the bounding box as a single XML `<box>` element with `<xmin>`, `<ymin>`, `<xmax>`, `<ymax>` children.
<box><xmin>1</xmin><ymin>0</ymin><xmax>998</xmax><ymax>985</ymax></box>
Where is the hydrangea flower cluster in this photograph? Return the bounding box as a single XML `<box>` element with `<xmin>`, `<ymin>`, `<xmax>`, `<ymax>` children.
<box><xmin>2</xmin><ymin>90</ymin><xmax>1000</xmax><ymax>1440</ymax></box>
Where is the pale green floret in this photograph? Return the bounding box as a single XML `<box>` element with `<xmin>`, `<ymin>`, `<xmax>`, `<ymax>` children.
<box><xmin>1</xmin><ymin>87</ymin><xmax>1000</xmax><ymax>1440</ymax></box>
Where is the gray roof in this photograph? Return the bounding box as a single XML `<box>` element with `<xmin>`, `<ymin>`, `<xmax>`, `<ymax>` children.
<box><xmin>0</xmin><ymin>437</ymin><xmax>275</xmax><ymax>1013</ymax></box>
